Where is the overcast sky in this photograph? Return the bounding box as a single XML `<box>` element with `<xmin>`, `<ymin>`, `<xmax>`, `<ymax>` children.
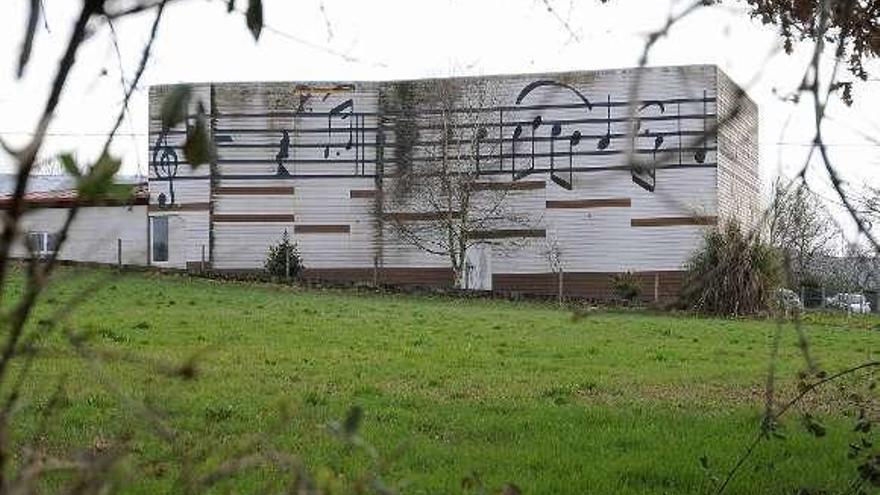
<box><xmin>1</xmin><ymin>0</ymin><xmax>878</xmax><ymax>237</ymax></box>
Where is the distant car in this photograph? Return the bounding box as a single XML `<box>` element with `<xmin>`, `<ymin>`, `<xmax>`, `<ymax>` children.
<box><xmin>775</xmin><ymin>288</ymin><xmax>803</xmax><ymax>311</ymax></box>
<box><xmin>826</xmin><ymin>293</ymin><xmax>872</xmax><ymax>314</ymax></box>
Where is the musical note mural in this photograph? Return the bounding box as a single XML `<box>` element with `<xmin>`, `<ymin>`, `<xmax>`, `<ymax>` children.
<box><xmin>149</xmin><ymin>74</ymin><xmax>718</xmax><ymax>192</ymax></box>
<box><xmin>146</xmin><ymin>66</ymin><xmax>755</xmax><ymax>288</ymax></box>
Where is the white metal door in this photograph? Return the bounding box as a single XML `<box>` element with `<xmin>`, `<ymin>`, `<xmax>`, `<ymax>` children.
<box><xmin>465</xmin><ymin>243</ymin><xmax>492</xmax><ymax>291</ymax></box>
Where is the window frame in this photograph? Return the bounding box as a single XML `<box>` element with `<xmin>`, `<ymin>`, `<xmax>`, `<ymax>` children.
<box><xmin>25</xmin><ymin>231</ymin><xmax>57</xmax><ymax>258</ymax></box>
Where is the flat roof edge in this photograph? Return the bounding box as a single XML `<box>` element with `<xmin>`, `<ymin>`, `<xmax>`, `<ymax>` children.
<box><xmin>147</xmin><ymin>63</ymin><xmax>721</xmax><ymax>92</ymax></box>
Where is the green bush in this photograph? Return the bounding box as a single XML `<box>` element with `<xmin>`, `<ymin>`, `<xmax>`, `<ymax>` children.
<box><xmin>611</xmin><ymin>271</ymin><xmax>642</xmax><ymax>302</ymax></box>
<box><xmin>681</xmin><ymin>221</ymin><xmax>782</xmax><ymax>316</ymax></box>
<box><xmin>264</xmin><ymin>229</ymin><xmax>304</xmax><ymax>279</ymax></box>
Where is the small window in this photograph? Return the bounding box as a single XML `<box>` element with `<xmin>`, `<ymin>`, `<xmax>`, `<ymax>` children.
<box><xmin>25</xmin><ymin>231</ymin><xmax>57</xmax><ymax>257</ymax></box>
<box><xmin>152</xmin><ymin>216</ymin><xmax>169</xmax><ymax>262</ymax></box>
<box><xmin>46</xmin><ymin>233</ymin><xmax>59</xmax><ymax>253</ymax></box>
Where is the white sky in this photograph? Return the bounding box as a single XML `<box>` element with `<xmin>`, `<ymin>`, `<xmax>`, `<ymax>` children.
<box><xmin>1</xmin><ymin>0</ymin><xmax>878</xmax><ymax>237</ymax></box>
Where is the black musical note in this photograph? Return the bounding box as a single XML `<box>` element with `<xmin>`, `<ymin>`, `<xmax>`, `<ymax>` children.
<box><xmin>511</xmin><ymin>79</ymin><xmax>594</xmax><ymax>182</ymax></box>
<box><xmin>152</xmin><ymin>130</ymin><xmax>179</xmax><ymax>206</ymax></box>
<box><xmin>529</xmin><ymin>115</ymin><xmax>542</xmax><ymax>172</ymax></box>
<box><xmin>275</xmin><ymin>130</ymin><xmax>290</xmax><ymax>176</ymax></box>
<box><xmin>324</xmin><ymin>99</ymin><xmax>354</xmax><ymax>159</ymax></box>
<box><xmin>569</xmin><ymin>130</ymin><xmax>582</xmax><ymax>169</ymax></box>
<box><xmin>550</xmin><ymin>121</ymin><xmax>573</xmax><ymax>190</ymax></box>
<box><xmin>631</xmin><ymin>101</ymin><xmax>666</xmax><ymax>193</ymax></box>
<box><xmin>652</xmin><ymin>132</ymin><xmax>664</xmax><ymax>158</ymax></box>
<box><xmin>510</xmin><ymin>124</ymin><xmax>523</xmax><ymax>180</ymax></box>
<box><xmin>597</xmin><ymin>95</ymin><xmax>612</xmax><ymax>150</ymax></box>
<box><xmin>513</xmin><ymin>115</ymin><xmax>542</xmax><ymax>180</ymax></box>
<box><xmin>695</xmin><ymin>90</ymin><xmax>708</xmax><ymax>164</ymax></box>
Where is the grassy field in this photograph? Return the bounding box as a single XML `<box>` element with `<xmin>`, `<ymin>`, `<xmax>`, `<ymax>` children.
<box><xmin>5</xmin><ymin>266</ymin><xmax>880</xmax><ymax>494</ymax></box>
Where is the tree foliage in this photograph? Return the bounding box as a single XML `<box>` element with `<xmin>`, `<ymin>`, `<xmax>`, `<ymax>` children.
<box><xmin>744</xmin><ymin>0</ymin><xmax>879</xmax><ymax>82</ymax></box>
<box><xmin>264</xmin><ymin>229</ymin><xmax>303</xmax><ymax>279</ymax></box>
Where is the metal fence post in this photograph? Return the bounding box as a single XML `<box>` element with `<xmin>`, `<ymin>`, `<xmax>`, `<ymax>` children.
<box><xmin>654</xmin><ymin>272</ymin><xmax>660</xmax><ymax>303</ymax></box>
<box><xmin>117</xmin><ymin>238</ymin><xmax>122</xmax><ymax>268</ymax></box>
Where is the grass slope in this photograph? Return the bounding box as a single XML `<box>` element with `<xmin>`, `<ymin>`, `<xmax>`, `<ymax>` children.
<box><xmin>5</xmin><ymin>266</ymin><xmax>880</xmax><ymax>494</ymax></box>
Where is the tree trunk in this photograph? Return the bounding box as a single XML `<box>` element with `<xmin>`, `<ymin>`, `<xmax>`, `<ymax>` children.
<box><xmin>557</xmin><ymin>270</ymin><xmax>564</xmax><ymax>307</ymax></box>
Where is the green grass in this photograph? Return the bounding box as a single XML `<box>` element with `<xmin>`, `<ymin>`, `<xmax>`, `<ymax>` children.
<box><xmin>5</xmin><ymin>266</ymin><xmax>880</xmax><ymax>494</ymax></box>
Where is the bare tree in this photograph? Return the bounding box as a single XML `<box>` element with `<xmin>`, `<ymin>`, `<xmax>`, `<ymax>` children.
<box><xmin>816</xmin><ymin>240</ymin><xmax>880</xmax><ymax>296</ymax></box>
<box><xmin>768</xmin><ymin>178</ymin><xmax>837</xmax><ymax>290</ymax></box>
<box><xmin>382</xmin><ymin>79</ymin><xmax>535</xmax><ymax>289</ymax></box>
<box><xmin>543</xmin><ymin>233</ymin><xmax>565</xmax><ymax>307</ymax></box>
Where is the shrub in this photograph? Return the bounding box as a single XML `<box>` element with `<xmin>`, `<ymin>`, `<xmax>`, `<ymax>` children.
<box><xmin>611</xmin><ymin>271</ymin><xmax>642</xmax><ymax>302</ymax></box>
<box><xmin>681</xmin><ymin>221</ymin><xmax>782</xmax><ymax>316</ymax></box>
<box><xmin>264</xmin><ymin>229</ymin><xmax>304</xmax><ymax>279</ymax></box>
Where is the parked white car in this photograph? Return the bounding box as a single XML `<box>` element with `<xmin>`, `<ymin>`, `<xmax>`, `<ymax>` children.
<box><xmin>826</xmin><ymin>293</ymin><xmax>872</xmax><ymax>314</ymax></box>
<box><xmin>775</xmin><ymin>288</ymin><xmax>803</xmax><ymax>310</ymax></box>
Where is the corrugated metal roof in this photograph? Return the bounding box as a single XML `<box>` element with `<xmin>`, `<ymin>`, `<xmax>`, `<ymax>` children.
<box><xmin>0</xmin><ymin>175</ymin><xmax>148</xmax><ymax>208</ymax></box>
<box><xmin>0</xmin><ymin>174</ymin><xmax>145</xmax><ymax>194</ymax></box>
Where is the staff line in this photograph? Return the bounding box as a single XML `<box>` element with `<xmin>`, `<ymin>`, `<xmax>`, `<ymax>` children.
<box><xmin>155</xmin><ymin>145</ymin><xmax>717</xmax><ymax>167</ymax></box>
<box><xmin>149</xmin><ymin>129</ymin><xmax>715</xmax><ymax>152</ymax></box>
<box><xmin>152</xmin><ymin>113</ymin><xmax>719</xmax><ymax>137</ymax></box>
<box><xmin>147</xmin><ymin>162</ymin><xmax>719</xmax><ymax>182</ymax></box>
<box><xmin>148</xmin><ymin>96</ymin><xmax>716</xmax><ymax>121</ymax></box>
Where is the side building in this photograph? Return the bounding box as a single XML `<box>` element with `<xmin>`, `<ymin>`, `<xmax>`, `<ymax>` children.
<box><xmin>2</xmin><ymin>180</ymin><xmax>149</xmax><ymax>265</ymax></box>
<box><xmin>147</xmin><ymin>64</ymin><xmax>759</xmax><ymax>300</ymax></box>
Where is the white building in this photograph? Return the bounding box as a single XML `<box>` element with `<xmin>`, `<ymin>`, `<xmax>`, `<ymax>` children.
<box><xmin>6</xmin><ymin>64</ymin><xmax>760</xmax><ymax>301</ymax></box>
<box><xmin>1</xmin><ymin>178</ymin><xmax>149</xmax><ymax>266</ymax></box>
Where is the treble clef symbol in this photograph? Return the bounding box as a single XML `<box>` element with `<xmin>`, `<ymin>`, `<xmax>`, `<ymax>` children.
<box><xmin>152</xmin><ymin>130</ymin><xmax>179</xmax><ymax>208</ymax></box>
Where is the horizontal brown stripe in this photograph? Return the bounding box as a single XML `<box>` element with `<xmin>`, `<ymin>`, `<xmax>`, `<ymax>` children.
<box><xmin>385</xmin><ymin>211</ymin><xmax>461</xmax><ymax>221</ymax></box>
<box><xmin>213</xmin><ymin>214</ymin><xmax>295</xmax><ymax>223</ymax></box>
<box><xmin>472</xmin><ymin>180</ymin><xmax>546</xmax><ymax>191</ymax></box>
<box><xmin>631</xmin><ymin>216</ymin><xmax>717</xmax><ymax>227</ymax></box>
<box><xmin>546</xmin><ymin>198</ymin><xmax>631</xmax><ymax>209</ymax></box>
<box><xmin>215</xmin><ymin>186</ymin><xmax>294</xmax><ymax>195</ymax></box>
<box><xmin>301</xmin><ymin>267</ymin><xmax>454</xmax><ymax>287</ymax></box>
<box><xmin>7</xmin><ymin>197</ymin><xmax>150</xmax><ymax>209</ymax></box>
<box><xmin>349</xmin><ymin>189</ymin><xmax>377</xmax><ymax>198</ymax></box>
<box><xmin>469</xmin><ymin>229</ymin><xmax>546</xmax><ymax>239</ymax></box>
<box><xmin>493</xmin><ymin>271</ymin><xmax>686</xmax><ymax>301</ymax></box>
<box><xmin>149</xmin><ymin>202</ymin><xmax>210</xmax><ymax>212</ymax></box>
<box><xmin>294</xmin><ymin>224</ymin><xmax>351</xmax><ymax>233</ymax></box>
